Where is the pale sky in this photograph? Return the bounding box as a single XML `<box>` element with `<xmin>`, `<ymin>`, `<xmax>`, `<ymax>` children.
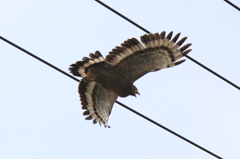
<box><xmin>1</xmin><ymin>0</ymin><xmax>240</xmax><ymax>159</ymax></box>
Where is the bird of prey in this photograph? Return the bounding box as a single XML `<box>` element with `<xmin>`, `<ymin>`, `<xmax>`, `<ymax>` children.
<box><xmin>69</xmin><ymin>31</ymin><xmax>192</xmax><ymax>128</ymax></box>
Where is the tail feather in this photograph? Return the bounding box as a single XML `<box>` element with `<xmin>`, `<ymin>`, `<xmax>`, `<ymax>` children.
<box><xmin>69</xmin><ymin>51</ymin><xmax>104</xmax><ymax>77</ymax></box>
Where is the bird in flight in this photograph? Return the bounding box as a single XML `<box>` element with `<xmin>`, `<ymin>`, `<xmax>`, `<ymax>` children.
<box><xmin>69</xmin><ymin>31</ymin><xmax>192</xmax><ymax>128</ymax></box>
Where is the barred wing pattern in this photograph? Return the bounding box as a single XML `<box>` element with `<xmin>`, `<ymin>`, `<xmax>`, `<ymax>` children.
<box><xmin>70</xmin><ymin>52</ymin><xmax>118</xmax><ymax>127</ymax></box>
<box><xmin>105</xmin><ymin>31</ymin><xmax>192</xmax><ymax>83</ymax></box>
<box><xmin>79</xmin><ymin>80</ymin><xmax>118</xmax><ymax>128</ymax></box>
<box><xmin>69</xmin><ymin>31</ymin><xmax>192</xmax><ymax>127</ymax></box>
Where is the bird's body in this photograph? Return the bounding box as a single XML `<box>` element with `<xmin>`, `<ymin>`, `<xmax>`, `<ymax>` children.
<box><xmin>69</xmin><ymin>31</ymin><xmax>192</xmax><ymax>127</ymax></box>
<box><xmin>86</xmin><ymin>64</ymin><xmax>136</xmax><ymax>97</ymax></box>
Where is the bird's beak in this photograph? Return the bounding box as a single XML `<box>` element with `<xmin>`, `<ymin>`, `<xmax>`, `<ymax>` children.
<box><xmin>134</xmin><ymin>90</ymin><xmax>140</xmax><ymax>97</ymax></box>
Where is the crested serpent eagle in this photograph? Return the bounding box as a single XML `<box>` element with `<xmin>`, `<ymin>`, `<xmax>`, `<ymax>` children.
<box><xmin>69</xmin><ymin>31</ymin><xmax>192</xmax><ymax>128</ymax></box>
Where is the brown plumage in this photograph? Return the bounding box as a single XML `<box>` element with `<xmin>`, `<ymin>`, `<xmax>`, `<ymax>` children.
<box><xmin>69</xmin><ymin>31</ymin><xmax>192</xmax><ymax>127</ymax></box>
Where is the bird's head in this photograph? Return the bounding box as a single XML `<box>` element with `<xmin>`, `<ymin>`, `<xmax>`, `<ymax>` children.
<box><xmin>131</xmin><ymin>85</ymin><xmax>140</xmax><ymax>97</ymax></box>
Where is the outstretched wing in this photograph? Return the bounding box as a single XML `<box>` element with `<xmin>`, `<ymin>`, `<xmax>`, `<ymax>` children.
<box><xmin>79</xmin><ymin>80</ymin><xmax>118</xmax><ymax>128</ymax></box>
<box><xmin>69</xmin><ymin>31</ymin><xmax>192</xmax><ymax>127</ymax></box>
<box><xmin>105</xmin><ymin>31</ymin><xmax>192</xmax><ymax>83</ymax></box>
<box><xmin>69</xmin><ymin>51</ymin><xmax>118</xmax><ymax>127</ymax></box>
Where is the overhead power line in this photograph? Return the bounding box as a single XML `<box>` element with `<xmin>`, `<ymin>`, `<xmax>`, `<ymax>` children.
<box><xmin>0</xmin><ymin>0</ymin><xmax>228</xmax><ymax>158</ymax></box>
<box><xmin>0</xmin><ymin>36</ymin><xmax>79</xmax><ymax>83</ymax></box>
<box><xmin>116</xmin><ymin>101</ymin><xmax>222</xmax><ymax>159</ymax></box>
<box><xmin>0</xmin><ymin>35</ymin><xmax>222</xmax><ymax>159</ymax></box>
<box><xmin>95</xmin><ymin>1</ymin><xmax>227</xmax><ymax>158</ymax></box>
<box><xmin>224</xmin><ymin>0</ymin><xmax>240</xmax><ymax>11</ymax></box>
<box><xmin>95</xmin><ymin>0</ymin><xmax>240</xmax><ymax>91</ymax></box>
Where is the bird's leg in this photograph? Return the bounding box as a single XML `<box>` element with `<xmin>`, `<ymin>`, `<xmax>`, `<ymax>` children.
<box><xmin>83</xmin><ymin>73</ymin><xmax>99</xmax><ymax>83</ymax></box>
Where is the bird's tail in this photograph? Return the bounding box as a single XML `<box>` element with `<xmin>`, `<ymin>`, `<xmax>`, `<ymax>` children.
<box><xmin>69</xmin><ymin>51</ymin><xmax>104</xmax><ymax>77</ymax></box>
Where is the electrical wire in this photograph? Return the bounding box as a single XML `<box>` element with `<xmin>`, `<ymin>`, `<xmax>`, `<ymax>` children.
<box><xmin>116</xmin><ymin>101</ymin><xmax>222</xmax><ymax>159</ymax></box>
<box><xmin>0</xmin><ymin>36</ymin><xmax>79</xmax><ymax>83</ymax></box>
<box><xmin>0</xmin><ymin>34</ymin><xmax>222</xmax><ymax>159</ymax></box>
<box><xmin>224</xmin><ymin>0</ymin><xmax>240</xmax><ymax>11</ymax></box>
<box><xmin>95</xmin><ymin>0</ymin><xmax>240</xmax><ymax>91</ymax></box>
<box><xmin>1</xmin><ymin>1</ymin><xmax>229</xmax><ymax>158</ymax></box>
